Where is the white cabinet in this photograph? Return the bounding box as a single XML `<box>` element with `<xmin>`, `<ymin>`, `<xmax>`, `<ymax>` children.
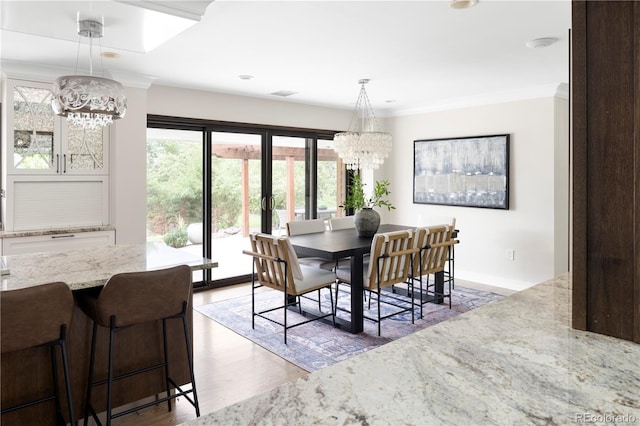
<box><xmin>1</xmin><ymin>230</ymin><xmax>115</xmax><ymax>255</ymax></box>
<box><xmin>1</xmin><ymin>77</ymin><xmax>111</xmax><ymax>232</ymax></box>
<box><xmin>3</xmin><ymin>78</ymin><xmax>109</xmax><ymax>176</ymax></box>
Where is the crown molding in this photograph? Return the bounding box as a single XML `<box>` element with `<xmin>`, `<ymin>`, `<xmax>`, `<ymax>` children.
<box><xmin>1</xmin><ymin>60</ymin><xmax>157</xmax><ymax>89</ymax></box>
<box><xmin>392</xmin><ymin>83</ymin><xmax>569</xmax><ymax>117</ymax></box>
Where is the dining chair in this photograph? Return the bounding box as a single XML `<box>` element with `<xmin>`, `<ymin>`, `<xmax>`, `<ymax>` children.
<box><xmin>286</xmin><ymin>218</ymin><xmax>334</xmax><ymax>272</ymax></box>
<box><xmin>1</xmin><ymin>282</ymin><xmax>76</xmax><ymax>426</ymax></box>
<box><xmin>335</xmin><ymin>229</ymin><xmax>419</xmax><ymax>336</ymax></box>
<box><xmin>78</xmin><ymin>265</ymin><xmax>200</xmax><ymax>426</ymax></box>
<box><xmin>328</xmin><ymin>215</ymin><xmax>355</xmax><ymax>231</ymax></box>
<box><xmin>243</xmin><ymin>233</ymin><xmax>336</xmax><ymax>344</ymax></box>
<box><xmin>412</xmin><ymin>225</ymin><xmax>458</xmax><ymax>318</ymax></box>
<box><xmin>416</xmin><ymin>216</ymin><xmax>458</xmax><ymax>289</ymax></box>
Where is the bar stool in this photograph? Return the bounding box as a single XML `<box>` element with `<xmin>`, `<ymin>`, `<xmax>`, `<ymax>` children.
<box><xmin>1</xmin><ymin>282</ymin><xmax>76</xmax><ymax>425</ymax></box>
<box><xmin>78</xmin><ymin>265</ymin><xmax>200</xmax><ymax>426</ymax></box>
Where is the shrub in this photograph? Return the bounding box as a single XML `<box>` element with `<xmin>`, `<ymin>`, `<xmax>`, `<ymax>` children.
<box><xmin>163</xmin><ymin>227</ymin><xmax>188</xmax><ymax>248</ymax></box>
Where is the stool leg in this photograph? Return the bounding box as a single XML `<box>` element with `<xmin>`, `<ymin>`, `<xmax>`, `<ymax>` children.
<box><xmin>162</xmin><ymin>319</ymin><xmax>172</xmax><ymax>412</ymax></box>
<box><xmin>50</xmin><ymin>344</ymin><xmax>63</xmax><ymax>422</ymax></box>
<box><xmin>180</xmin><ymin>309</ymin><xmax>200</xmax><ymax>417</ymax></box>
<box><xmin>59</xmin><ymin>325</ymin><xmax>76</xmax><ymax>426</ymax></box>
<box><xmin>83</xmin><ymin>322</ymin><xmax>99</xmax><ymax>426</ymax></box>
<box><xmin>106</xmin><ymin>317</ymin><xmax>117</xmax><ymax>426</ymax></box>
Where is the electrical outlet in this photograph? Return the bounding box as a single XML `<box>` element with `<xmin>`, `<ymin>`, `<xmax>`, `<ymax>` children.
<box><xmin>506</xmin><ymin>249</ymin><xmax>515</xmax><ymax>261</ymax></box>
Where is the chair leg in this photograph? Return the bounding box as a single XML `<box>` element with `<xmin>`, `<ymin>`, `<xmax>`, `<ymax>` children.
<box><xmin>106</xmin><ymin>317</ymin><xmax>117</xmax><ymax>426</ymax></box>
<box><xmin>50</xmin><ymin>345</ymin><xmax>63</xmax><ymax>423</ymax></box>
<box><xmin>376</xmin><ymin>285</ymin><xmax>382</xmax><ymax>337</ymax></box>
<box><xmin>283</xmin><ymin>290</ymin><xmax>288</xmax><ymax>345</ymax></box>
<box><xmin>59</xmin><ymin>325</ymin><xmax>76</xmax><ymax>426</ymax></box>
<box><xmin>328</xmin><ymin>286</ymin><xmax>336</xmax><ymax>327</ymax></box>
<box><xmin>180</xmin><ymin>310</ymin><xmax>200</xmax><ymax>417</ymax></box>
<box><xmin>83</xmin><ymin>322</ymin><xmax>99</xmax><ymax>426</ymax></box>
<box><xmin>162</xmin><ymin>319</ymin><xmax>172</xmax><ymax>412</ymax></box>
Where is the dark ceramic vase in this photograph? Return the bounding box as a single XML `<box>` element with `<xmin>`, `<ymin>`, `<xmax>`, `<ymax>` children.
<box><xmin>354</xmin><ymin>207</ymin><xmax>380</xmax><ymax>237</ymax></box>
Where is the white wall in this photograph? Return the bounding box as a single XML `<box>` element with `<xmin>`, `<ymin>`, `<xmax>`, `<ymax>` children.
<box><xmin>109</xmin><ymin>85</ymin><xmax>352</xmax><ymax>244</ymax></box>
<box><xmin>103</xmin><ymin>83</ymin><xmax>569</xmax><ymax>290</ymax></box>
<box><xmin>147</xmin><ymin>86</ymin><xmax>351</xmax><ymax>131</ymax></box>
<box><xmin>110</xmin><ymin>87</ymin><xmax>148</xmax><ymax>244</ymax></box>
<box><xmin>381</xmin><ymin>96</ymin><xmax>569</xmax><ymax>290</ymax></box>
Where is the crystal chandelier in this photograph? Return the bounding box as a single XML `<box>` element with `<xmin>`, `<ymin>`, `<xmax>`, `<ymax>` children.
<box><xmin>333</xmin><ymin>79</ymin><xmax>392</xmax><ymax>170</ymax></box>
<box><xmin>51</xmin><ymin>19</ymin><xmax>127</xmax><ymax>130</ymax></box>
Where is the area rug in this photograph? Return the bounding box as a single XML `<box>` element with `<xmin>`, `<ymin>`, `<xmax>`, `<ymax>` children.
<box><xmin>195</xmin><ymin>285</ymin><xmax>503</xmax><ymax>372</ymax></box>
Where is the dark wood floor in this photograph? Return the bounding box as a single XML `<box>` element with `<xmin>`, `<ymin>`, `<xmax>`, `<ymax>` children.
<box><xmin>93</xmin><ymin>280</ymin><xmax>515</xmax><ymax>425</ymax></box>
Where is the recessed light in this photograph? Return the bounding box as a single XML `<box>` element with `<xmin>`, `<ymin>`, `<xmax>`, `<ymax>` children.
<box><xmin>238</xmin><ymin>75</ymin><xmax>254</xmax><ymax>80</ymax></box>
<box><xmin>449</xmin><ymin>0</ymin><xmax>478</xmax><ymax>9</ymax></box>
<box><xmin>270</xmin><ymin>90</ymin><xmax>298</xmax><ymax>97</ymax></box>
<box><xmin>526</xmin><ymin>37</ymin><xmax>557</xmax><ymax>49</ymax></box>
<box><xmin>101</xmin><ymin>51</ymin><xmax>120</xmax><ymax>59</ymax></box>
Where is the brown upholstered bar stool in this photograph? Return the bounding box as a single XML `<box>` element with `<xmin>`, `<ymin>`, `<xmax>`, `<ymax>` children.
<box><xmin>78</xmin><ymin>265</ymin><xmax>200</xmax><ymax>426</ymax></box>
<box><xmin>1</xmin><ymin>282</ymin><xmax>76</xmax><ymax>425</ymax></box>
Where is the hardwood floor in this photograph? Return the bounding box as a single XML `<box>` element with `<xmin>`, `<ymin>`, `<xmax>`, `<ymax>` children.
<box><xmin>94</xmin><ymin>280</ymin><xmax>515</xmax><ymax>425</ymax></box>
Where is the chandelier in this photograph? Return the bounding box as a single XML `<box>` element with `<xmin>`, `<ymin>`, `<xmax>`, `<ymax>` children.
<box><xmin>333</xmin><ymin>79</ymin><xmax>392</xmax><ymax>170</ymax></box>
<box><xmin>51</xmin><ymin>19</ymin><xmax>127</xmax><ymax>130</ymax></box>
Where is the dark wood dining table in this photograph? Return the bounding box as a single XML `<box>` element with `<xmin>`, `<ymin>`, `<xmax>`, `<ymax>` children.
<box><xmin>289</xmin><ymin>224</ymin><xmax>440</xmax><ymax>334</ymax></box>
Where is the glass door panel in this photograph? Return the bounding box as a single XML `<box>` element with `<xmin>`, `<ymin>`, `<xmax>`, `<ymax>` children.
<box><xmin>11</xmin><ymin>83</ymin><xmax>57</xmax><ymax>171</ymax></box>
<box><xmin>272</xmin><ymin>136</ymin><xmax>307</xmax><ymax>231</ymax></box>
<box><xmin>209</xmin><ymin>131</ymin><xmax>262</xmax><ymax>280</ymax></box>
<box><xmin>317</xmin><ymin>138</ymin><xmax>343</xmax><ymax>219</ymax></box>
<box><xmin>146</xmin><ymin>128</ymin><xmax>204</xmax><ymax>282</ymax></box>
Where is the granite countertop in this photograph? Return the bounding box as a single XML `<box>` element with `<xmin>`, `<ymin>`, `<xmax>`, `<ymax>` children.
<box><xmin>0</xmin><ymin>225</ymin><xmax>116</xmax><ymax>239</ymax></box>
<box><xmin>183</xmin><ymin>274</ymin><xmax>640</xmax><ymax>425</ymax></box>
<box><xmin>1</xmin><ymin>242</ymin><xmax>217</xmax><ymax>291</ymax></box>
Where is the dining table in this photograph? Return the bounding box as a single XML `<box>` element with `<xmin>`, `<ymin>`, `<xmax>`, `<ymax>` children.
<box><xmin>0</xmin><ymin>242</ymin><xmax>217</xmax><ymax>425</ymax></box>
<box><xmin>288</xmin><ymin>224</ymin><xmax>446</xmax><ymax>334</ymax></box>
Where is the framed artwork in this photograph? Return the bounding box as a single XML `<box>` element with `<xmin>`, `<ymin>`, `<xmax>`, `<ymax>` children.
<box><xmin>413</xmin><ymin>134</ymin><xmax>509</xmax><ymax>209</ymax></box>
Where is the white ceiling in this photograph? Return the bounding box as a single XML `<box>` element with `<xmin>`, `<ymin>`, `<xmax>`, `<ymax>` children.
<box><xmin>0</xmin><ymin>0</ymin><xmax>571</xmax><ymax>116</ymax></box>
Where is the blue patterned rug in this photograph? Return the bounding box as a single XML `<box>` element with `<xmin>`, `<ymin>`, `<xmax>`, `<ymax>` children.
<box><xmin>195</xmin><ymin>285</ymin><xmax>503</xmax><ymax>372</ymax></box>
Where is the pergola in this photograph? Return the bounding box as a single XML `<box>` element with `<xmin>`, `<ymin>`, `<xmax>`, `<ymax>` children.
<box><xmin>211</xmin><ymin>144</ymin><xmax>345</xmax><ymax>236</ymax></box>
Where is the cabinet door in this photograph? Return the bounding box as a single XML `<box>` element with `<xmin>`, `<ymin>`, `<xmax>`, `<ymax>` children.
<box><xmin>62</xmin><ymin>124</ymin><xmax>109</xmax><ymax>174</ymax></box>
<box><xmin>4</xmin><ymin>78</ymin><xmax>109</xmax><ymax>175</ymax></box>
<box><xmin>5</xmin><ymin>79</ymin><xmax>61</xmax><ymax>174</ymax></box>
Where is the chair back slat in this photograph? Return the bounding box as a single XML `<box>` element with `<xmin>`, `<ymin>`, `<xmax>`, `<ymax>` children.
<box><xmin>329</xmin><ymin>216</ymin><xmax>355</xmax><ymax>231</ymax></box>
<box><xmin>287</xmin><ymin>219</ymin><xmax>326</xmax><ymax>235</ymax></box>
<box><xmin>414</xmin><ymin>225</ymin><xmax>454</xmax><ymax>276</ymax></box>
<box><xmin>245</xmin><ymin>233</ymin><xmax>303</xmax><ymax>294</ymax></box>
<box><xmin>367</xmin><ymin>230</ymin><xmax>418</xmax><ymax>289</ymax></box>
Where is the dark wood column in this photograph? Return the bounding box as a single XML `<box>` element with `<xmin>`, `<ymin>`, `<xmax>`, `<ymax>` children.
<box><xmin>572</xmin><ymin>0</ymin><xmax>640</xmax><ymax>343</ymax></box>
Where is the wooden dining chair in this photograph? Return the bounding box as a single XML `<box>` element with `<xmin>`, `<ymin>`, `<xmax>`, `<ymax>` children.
<box><xmin>286</xmin><ymin>219</ymin><xmax>334</xmax><ymax>270</ymax></box>
<box><xmin>243</xmin><ymin>233</ymin><xmax>336</xmax><ymax>344</ymax></box>
<box><xmin>335</xmin><ymin>229</ymin><xmax>419</xmax><ymax>336</ymax></box>
<box><xmin>412</xmin><ymin>225</ymin><xmax>458</xmax><ymax>318</ymax></box>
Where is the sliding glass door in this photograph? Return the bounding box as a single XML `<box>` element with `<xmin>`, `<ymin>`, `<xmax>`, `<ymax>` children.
<box><xmin>208</xmin><ymin>131</ymin><xmax>262</xmax><ymax>282</ymax></box>
<box><xmin>146</xmin><ymin>116</ymin><xmax>341</xmax><ymax>288</ymax></box>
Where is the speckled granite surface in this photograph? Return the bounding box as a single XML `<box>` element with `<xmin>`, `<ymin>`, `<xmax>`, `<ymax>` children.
<box><xmin>182</xmin><ymin>274</ymin><xmax>640</xmax><ymax>425</ymax></box>
<box><xmin>0</xmin><ymin>225</ymin><xmax>116</xmax><ymax>239</ymax></box>
<box><xmin>1</xmin><ymin>242</ymin><xmax>217</xmax><ymax>291</ymax></box>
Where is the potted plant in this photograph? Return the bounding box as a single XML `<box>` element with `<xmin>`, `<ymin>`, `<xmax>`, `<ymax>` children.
<box><xmin>342</xmin><ymin>174</ymin><xmax>395</xmax><ymax>237</ymax></box>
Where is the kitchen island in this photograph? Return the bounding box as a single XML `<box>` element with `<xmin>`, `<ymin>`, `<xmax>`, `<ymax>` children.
<box><xmin>183</xmin><ymin>274</ymin><xmax>640</xmax><ymax>425</ymax></box>
<box><xmin>1</xmin><ymin>243</ymin><xmax>216</xmax><ymax>425</ymax></box>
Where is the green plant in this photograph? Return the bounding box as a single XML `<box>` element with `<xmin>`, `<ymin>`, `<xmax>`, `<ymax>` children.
<box><xmin>163</xmin><ymin>227</ymin><xmax>188</xmax><ymax>248</ymax></box>
<box><xmin>342</xmin><ymin>174</ymin><xmax>395</xmax><ymax>211</ymax></box>
<box><xmin>162</xmin><ymin>216</ymin><xmax>188</xmax><ymax>248</ymax></box>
